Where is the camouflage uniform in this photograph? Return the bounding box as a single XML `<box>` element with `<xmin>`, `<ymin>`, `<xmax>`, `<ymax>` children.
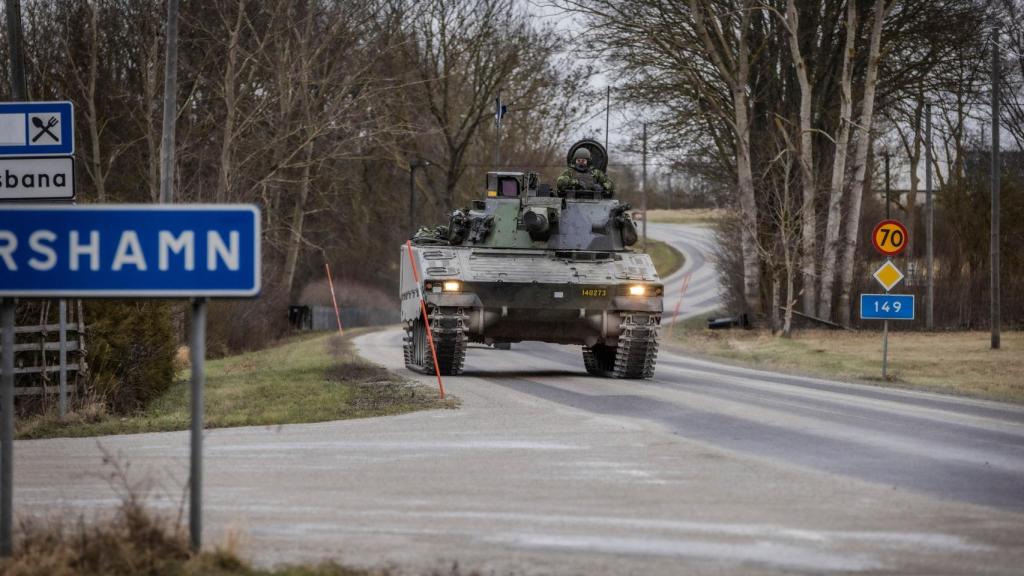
<box><xmin>556</xmin><ymin>166</ymin><xmax>615</xmax><ymax>197</ymax></box>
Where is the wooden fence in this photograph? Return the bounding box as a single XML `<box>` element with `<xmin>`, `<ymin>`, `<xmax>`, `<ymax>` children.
<box><xmin>0</xmin><ymin>301</ymin><xmax>88</xmax><ymax>399</ymax></box>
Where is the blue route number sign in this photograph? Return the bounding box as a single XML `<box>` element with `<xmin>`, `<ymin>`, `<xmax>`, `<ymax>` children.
<box><xmin>860</xmin><ymin>293</ymin><xmax>915</xmax><ymax>320</ymax></box>
<box><xmin>0</xmin><ymin>205</ymin><xmax>260</xmax><ymax>298</ymax></box>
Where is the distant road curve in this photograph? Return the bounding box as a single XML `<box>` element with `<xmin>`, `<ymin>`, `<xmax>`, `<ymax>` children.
<box><xmin>646</xmin><ymin>222</ymin><xmax>723</xmax><ymax>323</ymax></box>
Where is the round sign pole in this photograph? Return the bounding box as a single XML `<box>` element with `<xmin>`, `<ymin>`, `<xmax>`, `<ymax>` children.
<box><xmin>870</xmin><ymin>219</ymin><xmax>909</xmax><ymax>380</ymax></box>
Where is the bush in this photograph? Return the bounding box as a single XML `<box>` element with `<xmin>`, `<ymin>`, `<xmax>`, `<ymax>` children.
<box><xmin>84</xmin><ymin>301</ymin><xmax>177</xmax><ymax>414</ymax></box>
<box><xmin>206</xmin><ymin>287</ymin><xmax>291</xmax><ymax>358</ymax></box>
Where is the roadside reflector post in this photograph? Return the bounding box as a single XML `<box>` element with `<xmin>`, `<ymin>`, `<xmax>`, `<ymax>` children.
<box><xmin>666</xmin><ymin>272</ymin><xmax>692</xmax><ymax>338</ymax></box>
<box><xmin>324</xmin><ymin>262</ymin><xmax>344</xmax><ymax>337</ymax></box>
<box><xmin>405</xmin><ymin>241</ymin><xmax>446</xmax><ymax>399</ymax></box>
<box><xmin>189</xmin><ymin>297</ymin><xmax>207</xmax><ymax>552</ymax></box>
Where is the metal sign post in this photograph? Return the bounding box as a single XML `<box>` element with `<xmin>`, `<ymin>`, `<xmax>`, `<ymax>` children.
<box><xmin>882</xmin><ymin>316</ymin><xmax>889</xmax><ymax>380</ymax></box>
<box><xmin>863</xmin><ymin>218</ymin><xmax>912</xmax><ymax>380</ymax></box>
<box><xmin>1</xmin><ymin>298</ymin><xmax>14</xmax><ymax>556</ymax></box>
<box><xmin>189</xmin><ymin>298</ymin><xmax>206</xmax><ymax>551</ymax></box>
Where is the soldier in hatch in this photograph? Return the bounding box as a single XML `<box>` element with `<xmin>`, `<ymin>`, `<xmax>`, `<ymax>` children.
<box><xmin>556</xmin><ymin>147</ymin><xmax>615</xmax><ymax>197</ymax></box>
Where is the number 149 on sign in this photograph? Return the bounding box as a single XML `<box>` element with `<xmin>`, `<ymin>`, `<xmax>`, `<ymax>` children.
<box><xmin>860</xmin><ymin>294</ymin><xmax>915</xmax><ymax>320</ymax></box>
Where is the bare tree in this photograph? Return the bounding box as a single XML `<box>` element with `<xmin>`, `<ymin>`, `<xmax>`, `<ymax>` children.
<box><xmin>816</xmin><ymin>0</ymin><xmax>859</xmax><ymax>321</ymax></box>
<box><xmin>782</xmin><ymin>0</ymin><xmax>818</xmax><ymax>315</ymax></box>
<box><xmin>836</xmin><ymin>0</ymin><xmax>892</xmax><ymax>323</ymax></box>
<box><xmin>689</xmin><ymin>0</ymin><xmax>762</xmax><ymax>314</ymax></box>
<box><xmin>403</xmin><ymin>0</ymin><xmax>550</xmax><ymax>210</ymax></box>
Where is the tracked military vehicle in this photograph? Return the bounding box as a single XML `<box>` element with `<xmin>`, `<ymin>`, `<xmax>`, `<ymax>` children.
<box><xmin>400</xmin><ymin>140</ymin><xmax>663</xmax><ymax>378</ymax></box>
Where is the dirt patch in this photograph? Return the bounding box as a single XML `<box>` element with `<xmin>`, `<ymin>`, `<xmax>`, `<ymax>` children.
<box><xmin>326</xmin><ymin>332</ymin><xmax>459</xmax><ymax>414</ymax></box>
<box><xmin>327</xmin><ymin>362</ymin><xmax>395</xmax><ymax>383</ymax></box>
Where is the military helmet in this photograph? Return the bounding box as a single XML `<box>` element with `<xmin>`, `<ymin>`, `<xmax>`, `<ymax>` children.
<box><xmin>573</xmin><ymin>148</ymin><xmax>592</xmax><ymax>161</ymax></box>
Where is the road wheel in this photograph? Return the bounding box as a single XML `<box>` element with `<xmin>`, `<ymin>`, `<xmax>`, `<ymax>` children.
<box><xmin>610</xmin><ymin>313</ymin><xmax>660</xmax><ymax>379</ymax></box>
<box><xmin>406</xmin><ymin>308</ymin><xmax>467</xmax><ymax>375</ymax></box>
<box><xmin>402</xmin><ymin>320</ymin><xmax>416</xmax><ymax>370</ymax></box>
<box><xmin>405</xmin><ymin>318</ymin><xmax>430</xmax><ymax>372</ymax></box>
<box><xmin>582</xmin><ymin>344</ymin><xmax>616</xmax><ymax>376</ymax></box>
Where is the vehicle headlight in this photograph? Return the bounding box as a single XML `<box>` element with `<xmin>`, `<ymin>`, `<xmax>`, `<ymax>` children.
<box><xmin>443</xmin><ymin>281</ymin><xmax>461</xmax><ymax>292</ymax></box>
<box><xmin>629</xmin><ymin>285</ymin><xmax>646</xmax><ymax>296</ymax></box>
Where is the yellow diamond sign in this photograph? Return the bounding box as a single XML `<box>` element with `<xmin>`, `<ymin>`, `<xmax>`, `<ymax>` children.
<box><xmin>873</xmin><ymin>260</ymin><xmax>904</xmax><ymax>291</ymax></box>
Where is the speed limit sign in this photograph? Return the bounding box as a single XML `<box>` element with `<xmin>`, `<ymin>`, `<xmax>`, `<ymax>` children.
<box><xmin>872</xmin><ymin>219</ymin><xmax>908</xmax><ymax>257</ymax></box>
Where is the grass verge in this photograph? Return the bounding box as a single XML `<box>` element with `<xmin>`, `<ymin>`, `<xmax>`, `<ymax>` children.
<box><xmin>646</xmin><ymin>208</ymin><xmax>727</xmax><ymax>224</ymax></box>
<box><xmin>3</xmin><ymin>464</ymin><xmax>470</xmax><ymax>576</ymax></box>
<box><xmin>667</xmin><ymin>324</ymin><xmax>1024</xmax><ymax>403</ymax></box>
<box><xmin>17</xmin><ymin>330</ymin><xmax>455</xmax><ymax>440</ymax></box>
<box><xmin>645</xmin><ymin>239</ymin><xmax>685</xmax><ymax>278</ymax></box>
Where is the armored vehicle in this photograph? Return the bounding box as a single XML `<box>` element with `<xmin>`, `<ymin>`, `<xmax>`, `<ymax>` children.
<box><xmin>400</xmin><ymin>140</ymin><xmax>663</xmax><ymax>378</ymax></box>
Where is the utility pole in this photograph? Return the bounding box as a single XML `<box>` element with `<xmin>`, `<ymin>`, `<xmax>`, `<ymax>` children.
<box><xmin>884</xmin><ymin>152</ymin><xmax>891</xmax><ymax>219</ymax></box>
<box><xmin>604</xmin><ymin>86</ymin><xmax>610</xmax><ymax>153</ymax></box>
<box><xmin>926</xmin><ymin>104</ymin><xmax>934</xmax><ymax>330</ymax></box>
<box><xmin>665</xmin><ymin>172</ymin><xmax>672</xmax><ymax>211</ymax></box>
<box><xmin>5</xmin><ymin>0</ymin><xmax>26</xmax><ymax>102</ymax></box>
<box><xmin>158</xmin><ymin>0</ymin><xmax>179</xmax><ymax>204</ymax></box>
<box><xmin>409</xmin><ymin>165</ymin><xmax>417</xmax><ymax>235</ymax></box>
<box><xmin>154</xmin><ymin>0</ymin><xmax>204</xmax><ymax>550</ymax></box>
<box><xmin>494</xmin><ymin>90</ymin><xmax>502</xmax><ymax>169</ymax></box>
<box><xmin>2</xmin><ymin>0</ymin><xmax>27</xmax><ymax>558</ymax></box>
<box><xmin>991</xmin><ymin>26</ymin><xmax>1001</xmax><ymax>350</ymax></box>
<box><xmin>409</xmin><ymin>160</ymin><xmax>430</xmax><ymax>235</ymax></box>
<box><xmin>641</xmin><ymin>123</ymin><xmax>648</xmax><ymax>250</ymax></box>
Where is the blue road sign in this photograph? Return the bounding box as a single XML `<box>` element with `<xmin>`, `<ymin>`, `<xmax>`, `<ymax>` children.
<box><xmin>0</xmin><ymin>101</ymin><xmax>75</xmax><ymax>157</ymax></box>
<box><xmin>0</xmin><ymin>205</ymin><xmax>260</xmax><ymax>297</ymax></box>
<box><xmin>860</xmin><ymin>293</ymin><xmax>915</xmax><ymax>320</ymax></box>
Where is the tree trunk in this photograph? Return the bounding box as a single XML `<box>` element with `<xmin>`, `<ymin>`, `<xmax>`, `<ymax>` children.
<box><xmin>85</xmin><ymin>2</ymin><xmax>105</xmax><ymax>202</ymax></box>
<box><xmin>786</xmin><ymin>0</ymin><xmax>817</xmax><ymax>316</ymax></box>
<box><xmin>739</xmin><ymin>1</ymin><xmax>760</xmax><ymax>314</ymax></box>
<box><xmin>216</xmin><ymin>0</ymin><xmax>246</xmax><ymax>203</ymax></box>
<box><xmin>837</xmin><ymin>0</ymin><xmax>889</xmax><ymax>323</ymax></box>
<box><xmin>817</xmin><ymin>0</ymin><xmax>858</xmax><ymax>321</ymax></box>
<box><xmin>145</xmin><ymin>35</ymin><xmax>161</xmax><ymax>202</ymax></box>
<box><xmin>283</xmin><ymin>141</ymin><xmax>315</xmax><ymax>297</ymax></box>
<box><xmin>736</xmin><ymin>106</ymin><xmax>761</xmax><ymax>313</ymax></box>
<box><xmin>689</xmin><ymin>0</ymin><xmax>760</xmax><ymax>314</ymax></box>
<box><xmin>783</xmin><ymin>246</ymin><xmax>795</xmax><ymax>338</ymax></box>
<box><xmin>905</xmin><ymin>99</ymin><xmax>923</xmax><ymax>252</ymax></box>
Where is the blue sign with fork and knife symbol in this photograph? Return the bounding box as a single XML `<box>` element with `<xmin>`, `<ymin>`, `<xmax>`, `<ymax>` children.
<box><xmin>0</xmin><ymin>101</ymin><xmax>74</xmax><ymax>157</ymax></box>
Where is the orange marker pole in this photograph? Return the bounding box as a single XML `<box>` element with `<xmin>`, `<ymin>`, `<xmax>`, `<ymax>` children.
<box><xmin>666</xmin><ymin>272</ymin><xmax>692</xmax><ymax>338</ymax></box>
<box><xmin>405</xmin><ymin>240</ymin><xmax>446</xmax><ymax>399</ymax></box>
<box><xmin>324</xmin><ymin>262</ymin><xmax>344</xmax><ymax>337</ymax></box>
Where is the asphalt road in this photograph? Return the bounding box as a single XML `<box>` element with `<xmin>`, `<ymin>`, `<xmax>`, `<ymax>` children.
<box><xmin>14</xmin><ymin>224</ymin><xmax>1024</xmax><ymax>575</ymax></box>
<box><xmin>646</xmin><ymin>222</ymin><xmax>723</xmax><ymax>323</ymax></box>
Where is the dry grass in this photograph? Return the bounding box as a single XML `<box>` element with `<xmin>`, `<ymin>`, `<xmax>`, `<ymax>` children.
<box><xmin>670</xmin><ymin>328</ymin><xmax>1024</xmax><ymax>403</ymax></box>
<box><xmin>645</xmin><ymin>208</ymin><xmax>728</xmax><ymax>224</ymax></box>
<box><xmin>1</xmin><ymin>455</ymin><xmax>464</xmax><ymax>576</ymax></box>
<box><xmin>644</xmin><ymin>239</ymin><xmax>685</xmax><ymax>278</ymax></box>
<box><xmin>17</xmin><ymin>331</ymin><xmax>456</xmax><ymax>440</ymax></box>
